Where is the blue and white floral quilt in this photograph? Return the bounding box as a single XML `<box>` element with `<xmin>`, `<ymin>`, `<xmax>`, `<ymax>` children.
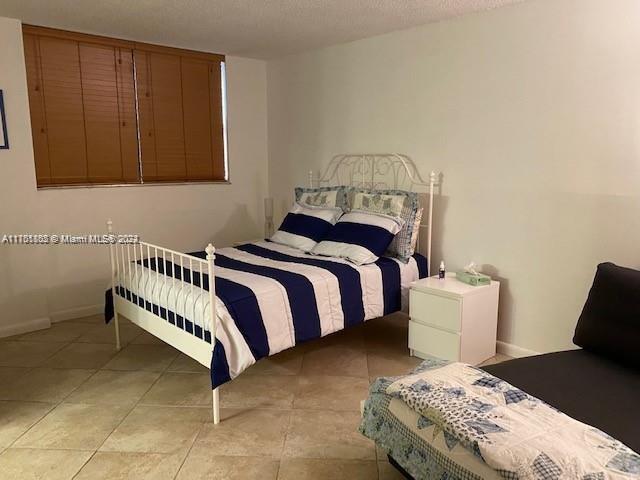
<box><xmin>374</xmin><ymin>359</ymin><xmax>639</xmax><ymax>479</ymax></box>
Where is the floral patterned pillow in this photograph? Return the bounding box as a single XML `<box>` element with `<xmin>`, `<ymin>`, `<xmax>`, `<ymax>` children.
<box><xmin>295</xmin><ymin>186</ymin><xmax>350</xmax><ymax>212</ymax></box>
<box><xmin>350</xmin><ymin>189</ymin><xmax>420</xmax><ymax>263</ymax></box>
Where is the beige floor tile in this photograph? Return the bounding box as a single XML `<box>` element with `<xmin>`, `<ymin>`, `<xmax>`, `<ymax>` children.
<box><xmin>76</xmin><ymin>323</ymin><xmax>142</xmax><ymax>346</ymax></box>
<box><xmin>301</xmin><ymin>345</ymin><xmax>368</xmax><ymax>378</ymax></box>
<box><xmin>278</xmin><ymin>458</ymin><xmax>378</xmax><ymax>480</ymax></box>
<box><xmin>130</xmin><ymin>331</ymin><xmax>166</xmax><ymax>345</ymax></box>
<box><xmin>244</xmin><ymin>348</ymin><xmax>304</xmax><ymax>376</ymax></box>
<box><xmin>283</xmin><ymin>410</ymin><xmax>375</xmax><ymax>460</ymax></box>
<box><xmin>0</xmin><ymin>368</ymin><xmax>95</xmax><ymax>402</ymax></box>
<box><xmin>378</xmin><ymin>460</ymin><xmax>406</xmax><ymax>480</ymax></box>
<box><xmin>0</xmin><ymin>401</ymin><xmax>55</xmax><ymax>447</ymax></box>
<box><xmin>363</xmin><ymin>314</ymin><xmax>410</xmax><ymax>354</ymax></box>
<box><xmin>196</xmin><ymin>408</ymin><xmax>290</xmax><ymax>458</ymax></box>
<box><xmin>100</xmin><ymin>405</ymin><xmax>209</xmax><ymax>455</ymax></box>
<box><xmin>478</xmin><ymin>353</ymin><xmax>512</xmax><ymax>367</ymax></box>
<box><xmin>74</xmin><ymin>451</ymin><xmax>183</xmax><ymax>480</ymax></box>
<box><xmin>364</xmin><ymin>312</ymin><xmax>409</xmax><ymax>330</ymax></box>
<box><xmin>0</xmin><ymin>341</ymin><xmax>66</xmax><ymax>367</ymax></box>
<box><xmin>0</xmin><ymin>333</ymin><xmax>21</xmax><ymax>342</ymax></box>
<box><xmin>65</xmin><ymin>370</ymin><xmax>161</xmax><ymax>406</ymax></box>
<box><xmin>176</xmin><ymin>449</ymin><xmax>279</xmax><ymax>480</ymax></box>
<box><xmin>294</xmin><ymin>375</ymin><xmax>370</xmax><ymax>412</ymax></box>
<box><xmin>14</xmin><ymin>403</ymin><xmax>130</xmax><ymax>450</ymax></box>
<box><xmin>103</xmin><ymin>344</ymin><xmax>179</xmax><ymax>372</ymax></box>
<box><xmin>0</xmin><ymin>366</ymin><xmax>30</xmax><ymax>385</ymax></box>
<box><xmin>219</xmin><ymin>374</ymin><xmax>298</xmax><ymax>409</ymax></box>
<box><xmin>47</xmin><ymin>343</ymin><xmax>118</xmax><ymax>369</ymax></box>
<box><xmin>140</xmin><ymin>372</ymin><xmax>212</xmax><ymax>406</ymax></box>
<box><xmin>0</xmin><ymin>448</ymin><xmax>93</xmax><ymax>480</ymax></box>
<box><xmin>376</xmin><ymin>444</ymin><xmax>388</xmax><ymax>461</ymax></box>
<box><xmin>367</xmin><ymin>350</ymin><xmax>421</xmax><ymax>378</ymax></box>
<box><xmin>167</xmin><ymin>353</ymin><xmax>209</xmax><ymax>373</ymax></box>
<box><xmin>16</xmin><ymin>321</ymin><xmax>92</xmax><ymax>343</ymax></box>
<box><xmin>304</xmin><ymin>327</ymin><xmax>365</xmax><ymax>352</ymax></box>
<box><xmin>364</xmin><ymin>329</ymin><xmax>409</xmax><ymax>355</ymax></box>
<box><xmin>71</xmin><ymin>314</ymin><xmax>108</xmax><ymax>324</ymax></box>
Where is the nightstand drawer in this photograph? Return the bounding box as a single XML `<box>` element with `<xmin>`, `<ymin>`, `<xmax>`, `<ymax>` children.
<box><xmin>409</xmin><ymin>290</ymin><xmax>461</xmax><ymax>332</ymax></box>
<box><xmin>409</xmin><ymin>321</ymin><xmax>460</xmax><ymax>361</ymax></box>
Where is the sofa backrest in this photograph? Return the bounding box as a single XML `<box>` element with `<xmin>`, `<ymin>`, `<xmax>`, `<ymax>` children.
<box><xmin>573</xmin><ymin>262</ymin><xmax>640</xmax><ymax>369</ymax></box>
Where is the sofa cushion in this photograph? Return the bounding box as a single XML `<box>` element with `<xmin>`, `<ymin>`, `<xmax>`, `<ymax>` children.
<box><xmin>573</xmin><ymin>262</ymin><xmax>640</xmax><ymax>368</ymax></box>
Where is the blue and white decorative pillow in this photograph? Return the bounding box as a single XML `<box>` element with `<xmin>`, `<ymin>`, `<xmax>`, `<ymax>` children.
<box><xmin>311</xmin><ymin>210</ymin><xmax>404</xmax><ymax>265</ymax></box>
<box><xmin>295</xmin><ymin>186</ymin><xmax>351</xmax><ymax>212</ymax></box>
<box><xmin>270</xmin><ymin>203</ymin><xmax>343</xmax><ymax>252</ymax></box>
<box><xmin>350</xmin><ymin>189</ymin><xmax>420</xmax><ymax>263</ymax></box>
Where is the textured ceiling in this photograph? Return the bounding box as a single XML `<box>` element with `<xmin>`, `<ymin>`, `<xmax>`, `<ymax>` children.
<box><xmin>0</xmin><ymin>0</ymin><xmax>524</xmax><ymax>59</ymax></box>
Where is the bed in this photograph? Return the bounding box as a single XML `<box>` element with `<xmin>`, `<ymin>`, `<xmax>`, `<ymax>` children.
<box><xmin>360</xmin><ymin>262</ymin><xmax>640</xmax><ymax>479</ymax></box>
<box><xmin>106</xmin><ymin>241</ymin><xmax>427</xmax><ymax>385</ymax></box>
<box><xmin>105</xmin><ymin>153</ymin><xmax>440</xmax><ymax>424</ymax></box>
<box><xmin>361</xmin><ymin>350</ymin><xmax>640</xmax><ymax>480</ymax></box>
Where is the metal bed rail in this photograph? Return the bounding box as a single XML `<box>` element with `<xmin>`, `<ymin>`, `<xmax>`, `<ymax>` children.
<box><xmin>107</xmin><ymin>220</ymin><xmax>220</xmax><ymax>424</ymax></box>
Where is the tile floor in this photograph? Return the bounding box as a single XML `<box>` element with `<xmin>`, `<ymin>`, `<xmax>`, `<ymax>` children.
<box><xmin>0</xmin><ymin>312</ymin><xmax>510</xmax><ymax>479</ymax></box>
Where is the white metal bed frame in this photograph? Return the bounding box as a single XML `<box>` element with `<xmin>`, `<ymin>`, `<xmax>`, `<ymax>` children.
<box><xmin>107</xmin><ymin>153</ymin><xmax>439</xmax><ymax>425</ymax></box>
<box><xmin>312</xmin><ymin>153</ymin><xmax>438</xmax><ymax>264</ymax></box>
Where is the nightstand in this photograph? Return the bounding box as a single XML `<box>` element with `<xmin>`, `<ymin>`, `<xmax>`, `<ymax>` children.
<box><xmin>409</xmin><ymin>273</ymin><xmax>499</xmax><ymax>365</ymax></box>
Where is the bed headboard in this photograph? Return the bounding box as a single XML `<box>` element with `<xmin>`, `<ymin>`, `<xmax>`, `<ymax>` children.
<box><xmin>310</xmin><ymin>153</ymin><xmax>440</xmax><ymax>274</ymax></box>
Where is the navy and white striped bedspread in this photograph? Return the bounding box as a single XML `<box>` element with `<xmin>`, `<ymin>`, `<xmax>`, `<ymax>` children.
<box><xmin>106</xmin><ymin>241</ymin><xmax>427</xmax><ymax>388</ymax></box>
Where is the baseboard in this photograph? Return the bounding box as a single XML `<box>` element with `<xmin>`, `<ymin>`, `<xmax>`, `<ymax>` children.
<box><xmin>50</xmin><ymin>304</ymin><xmax>103</xmax><ymax>323</ymax></box>
<box><xmin>0</xmin><ymin>317</ymin><xmax>51</xmax><ymax>339</ymax></box>
<box><xmin>496</xmin><ymin>340</ymin><xmax>540</xmax><ymax>358</ymax></box>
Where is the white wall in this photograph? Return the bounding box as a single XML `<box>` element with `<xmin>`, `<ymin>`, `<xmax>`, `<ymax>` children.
<box><xmin>0</xmin><ymin>16</ymin><xmax>268</xmax><ymax>337</ymax></box>
<box><xmin>267</xmin><ymin>0</ymin><xmax>640</xmax><ymax>354</ymax></box>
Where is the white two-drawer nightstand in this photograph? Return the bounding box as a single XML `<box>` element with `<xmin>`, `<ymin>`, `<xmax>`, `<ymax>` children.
<box><xmin>409</xmin><ymin>273</ymin><xmax>500</xmax><ymax>365</ymax></box>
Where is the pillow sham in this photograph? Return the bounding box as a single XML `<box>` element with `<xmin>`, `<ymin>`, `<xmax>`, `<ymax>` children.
<box><xmin>295</xmin><ymin>186</ymin><xmax>350</xmax><ymax>212</ymax></box>
<box><xmin>311</xmin><ymin>210</ymin><xmax>404</xmax><ymax>265</ymax></box>
<box><xmin>270</xmin><ymin>203</ymin><xmax>343</xmax><ymax>252</ymax></box>
<box><xmin>350</xmin><ymin>189</ymin><xmax>420</xmax><ymax>263</ymax></box>
<box><xmin>573</xmin><ymin>262</ymin><xmax>640</xmax><ymax>368</ymax></box>
<box><xmin>389</xmin><ymin>206</ymin><xmax>423</xmax><ymax>261</ymax></box>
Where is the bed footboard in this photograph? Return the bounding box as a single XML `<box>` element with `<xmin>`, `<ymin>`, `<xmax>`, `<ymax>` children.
<box><xmin>107</xmin><ymin>220</ymin><xmax>220</xmax><ymax>424</ymax></box>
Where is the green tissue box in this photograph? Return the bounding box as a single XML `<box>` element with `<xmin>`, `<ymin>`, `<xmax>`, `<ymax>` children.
<box><xmin>456</xmin><ymin>271</ymin><xmax>491</xmax><ymax>286</ymax></box>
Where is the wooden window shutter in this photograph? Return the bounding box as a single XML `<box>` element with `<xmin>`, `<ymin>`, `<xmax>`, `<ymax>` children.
<box><xmin>78</xmin><ymin>43</ymin><xmax>139</xmax><ymax>183</ymax></box>
<box><xmin>23</xmin><ymin>33</ymin><xmax>51</xmax><ymax>185</ymax></box>
<box><xmin>144</xmin><ymin>51</ymin><xmax>187</xmax><ymax>181</ymax></box>
<box><xmin>208</xmin><ymin>59</ymin><xmax>226</xmax><ymax>181</ymax></box>
<box><xmin>134</xmin><ymin>44</ymin><xmax>226</xmax><ymax>183</ymax></box>
<box><xmin>182</xmin><ymin>58</ymin><xmax>214</xmax><ymax>180</ymax></box>
<box><xmin>23</xmin><ymin>26</ymin><xmax>140</xmax><ymax>186</ymax></box>
<box><xmin>182</xmin><ymin>58</ymin><xmax>225</xmax><ymax>181</ymax></box>
<box><xmin>133</xmin><ymin>50</ymin><xmax>157</xmax><ymax>181</ymax></box>
<box><xmin>37</xmin><ymin>35</ymin><xmax>88</xmax><ymax>184</ymax></box>
<box><xmin>115</xmin><ymin>48</ymin><xmax>140</xmax><ymax>182</ymax></box>
<box><xmin>23</xmin><ymin>25</ymin><xmax>225</xmax><ymax>187</ymax></box>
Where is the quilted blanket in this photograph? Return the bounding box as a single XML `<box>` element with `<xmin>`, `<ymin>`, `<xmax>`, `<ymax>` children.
<box><xmin>382</xmin><ymin>359</ymin><xmax>640</xmax><ymax>479</ymax></box>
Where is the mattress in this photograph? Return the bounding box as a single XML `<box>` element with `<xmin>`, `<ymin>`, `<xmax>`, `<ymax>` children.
<box><xmin>361</xmin><ymin>385</ymin><xmax>501</xmax><ymax>480</ymax></box>
<box><xmin>365</xmin><ymin>351</ymin><xmax>640</xmax><ymax>479</ymax></box>
<box><xmin>107</xmin><ymin>240</ymin><xmax>427</xmax><ymax>387</ymax></box>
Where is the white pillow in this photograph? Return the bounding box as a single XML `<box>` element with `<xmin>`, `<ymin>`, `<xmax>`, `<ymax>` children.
<box><xmin>311</xmin><ymin>210</ymin><xmax>404</xmax><ymax>265</ymax></box>
<box><xmin>270</xmin><ymin>203</ymin><xmax>343</xmax><ymax>252</ymax></box>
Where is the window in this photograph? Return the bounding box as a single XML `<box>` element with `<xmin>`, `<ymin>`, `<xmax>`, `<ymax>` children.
<box><xmin>23</xmin><ymin>25</ymin><xmax>227</xmax><ymax>187</ymax></box>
